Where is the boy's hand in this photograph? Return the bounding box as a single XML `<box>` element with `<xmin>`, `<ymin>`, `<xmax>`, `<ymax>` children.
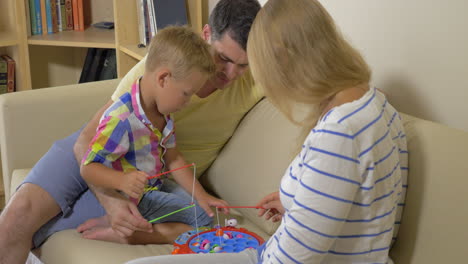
<box><xmin>256</xmin><ymin>191</ymin><xmax>284</xmax><ymax>223</ymax></box>
<box><xmin>196</xmin><ymin>192</ymin><xmax>230</xmax><ymax>217</ymax></box>
<box><xmin>118</xmin><ymin>171</ymin><xmax>148</xmax><ymax>199</ymax></box>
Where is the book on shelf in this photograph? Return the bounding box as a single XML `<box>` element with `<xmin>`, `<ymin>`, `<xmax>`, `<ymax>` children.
<box><xmin>0</xmin><ymin>55</ymin><xmax>15</xmax><ymax>94</ymax></box>
<box><xmin>65</xmin><ymin>0</ymin><xmax>74</xmax><ymax>30</ymax></box>
<box><xmin>137</xmin><ymin>0</ymin><xmax>188</xmax><ymax>47</ymax></box>
<box><xmin>40</xmin><ymin>0</ymin><xmax>47</xmax><ymax>35</ymax></box>
<box><xmin>73</xmin><ymin>0</ymin><xmax>91</xmax><ymax>31</ymax></box>
<box><xmin>44</xmin><ymin>0</ymin><xmax>54</xmax><ymax>34</ymax></box>
<box><xmin>29</xmin><ymin>0</ymin><xmax>43</xmax><ymax>35</ymax></box>
<box><xmin>136</xmin><ymin>0</ymin><xmax>148</xmax><ymax>47</ymax></box>
<box><xmin>25</xmin><ymin>0</ymin><xmax>32</xmax><ymax>36</ymax></box>
<box><xmin>55</xmin><ymin>0</ymin><xmax>62</xmax><ymax>31</ymax></box>
<box><xmin>50</xmin><ymin>0</ymin><xmax>59</xmax><ymax>33</ymax></box>
<box><xmin>0</xmin><ymin>58</ymin><xmax>7</xmax><ymax>94</ymax></box>
<box><xmin>72</xmin><ymin>0</ymin><xmax>79</xmax><ymax>31</ymax></box>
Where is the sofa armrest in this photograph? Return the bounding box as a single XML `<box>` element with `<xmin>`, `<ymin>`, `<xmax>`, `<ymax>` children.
<box><xmin>0</xmin><ymin>79</ymin><xmax>119</xmax><ymax>199</ymax></box>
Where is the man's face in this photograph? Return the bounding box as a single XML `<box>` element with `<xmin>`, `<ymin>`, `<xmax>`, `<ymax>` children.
<box><xmin>204</xmin><ymin>28</ymin><xmax>249</xmax><ymax>89</ymax></box>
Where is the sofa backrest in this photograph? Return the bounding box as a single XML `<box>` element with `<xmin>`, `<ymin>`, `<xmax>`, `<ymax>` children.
<box><xmin>202</xmin><ymin>98</ymin><xmax>301</xmax><ymax>235</ymax></box>
<box><xmin>0</xmin><ymin>80</ymin><xmax>119</xmax><ymax>199</ymax></box>
<box><xmin>204</xmin><ymin>98</ymin><xmax>468</xmax><ymax>264</ymax></box>
<box><xmin>390</xmin><ymin>113</ymin><xmax>468</xmax><ymax>264</ymax></box>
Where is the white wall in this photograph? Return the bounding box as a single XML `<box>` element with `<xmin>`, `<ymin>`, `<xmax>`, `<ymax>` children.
<box><xmin>319</xmin><ymin>0</ymin><xmax>468</xmax><ymax>131</ymax></box>
<box><xmin>209</xmin><ymin>0</ymin><xmax>468</xmax><ymax>131</ymax></box>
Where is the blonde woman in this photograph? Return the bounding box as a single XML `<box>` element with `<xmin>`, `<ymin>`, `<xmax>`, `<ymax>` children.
<box><xmin>126</xmin><ymin>0</ymin><xmax>408</xmax><ymax>263</ymax></box>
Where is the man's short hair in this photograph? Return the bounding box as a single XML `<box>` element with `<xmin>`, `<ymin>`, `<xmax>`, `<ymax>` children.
<box><xmin>209</xmin><ymin>0</ymin><xmax>261</xmax><ymax>50</ymax></box>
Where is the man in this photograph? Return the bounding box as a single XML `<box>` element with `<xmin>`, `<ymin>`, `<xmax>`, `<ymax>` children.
<box><xmin>0</xmin><ymin>1</ymin><xmax>262</xmax><ymax>263</ymax></box>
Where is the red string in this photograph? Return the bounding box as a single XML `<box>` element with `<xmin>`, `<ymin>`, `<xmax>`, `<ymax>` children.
<box><xmin>147</xmin><ymin>163</ymin><xmax>195</xmax><ymax>180</ymax></box>
<box><xmin>216</xmin><ymin>206</ymin><xmax>264</xmax><ymax>209</ymax></box>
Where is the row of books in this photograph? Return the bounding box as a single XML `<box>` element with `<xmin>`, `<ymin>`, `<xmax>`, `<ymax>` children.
<box><xmin>0</xmin><ymin>55</ymin><xmax>15</xmax><ymax>95</ymax></box>
<box><xmin>136</xmin><ymin>0</ymin><xmax>188</xmax><ymax>47</ymax></box>
<box><xmin>27</xmin><ymin>0</ymin><xmax>90</xmax><ymax>35</ymax></box>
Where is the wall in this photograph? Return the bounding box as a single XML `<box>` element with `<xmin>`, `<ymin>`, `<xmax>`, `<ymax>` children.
<box><xmin>319</xmin><ymin>0</ymin><xmax>468</xmax><ymax>132</ymax></box>
<box><xmin>208</xmin><ymin>0</ymin><xmax>468</xmax><ymax>131</ymax></box>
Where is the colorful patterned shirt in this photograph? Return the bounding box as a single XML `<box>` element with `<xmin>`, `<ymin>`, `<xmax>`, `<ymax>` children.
<box><xmin>82</xmin><ymin>77</ymin><xmax>176</xmax><ymax>193</ymax></box>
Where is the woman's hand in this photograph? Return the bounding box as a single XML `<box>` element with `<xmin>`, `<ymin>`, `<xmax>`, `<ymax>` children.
<box><xmin>256</xmin><ymin>191</ymin><xmax>284</xmax><ymax>222</ymax></box>
<box><xmin>196</xmin><ymin>192</ymin><xmax>230</xmax><ymax>217</ymax></box>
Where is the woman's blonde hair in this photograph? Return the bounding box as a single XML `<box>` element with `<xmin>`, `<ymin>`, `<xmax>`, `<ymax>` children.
<box><xmin>146</xmin><ymin>26</ymin><xmax>216</xmax><ymax>79</ymax></box>
<box><xmin>247</xmin><ymin>0</ymin><xmax>371</xmax><ymax>148</ymax></box>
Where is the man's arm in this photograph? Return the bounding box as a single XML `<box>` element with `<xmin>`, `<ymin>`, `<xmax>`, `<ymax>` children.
<box><xmin>73</xmin><ymin>99</ymin><xmax>113</xmax><ymax>163</ymax></box>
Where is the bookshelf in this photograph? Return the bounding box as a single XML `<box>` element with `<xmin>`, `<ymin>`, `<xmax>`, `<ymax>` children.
<box><xmin>0</xmin><ymin>0</ymin><xmax>208</xmax><ymax>209</ymax></box>
<box><xmin>2</xmin><ymin>0</ymin><xmax>208</xmax><ymax>90</ymax></box>
<box><xmin>114</xmin><ymin>0</ymin><xmax>209</xmax><ymax>77</ymax></box>
<box><xmin>0</xmin><ymin>0</ymin><xmax>32</xmax><ymax>92</ymax></box>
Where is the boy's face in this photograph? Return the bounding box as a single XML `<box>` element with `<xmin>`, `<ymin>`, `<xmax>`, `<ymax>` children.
<box><xmin>203</xmin><ymin>26</ymin><xmax>249</xmax><ymax>89</ymax></box>
<box><xmin>157</xmin><ymin>70</ymin><xmax>208</xmax><ymax>115</ymax></box>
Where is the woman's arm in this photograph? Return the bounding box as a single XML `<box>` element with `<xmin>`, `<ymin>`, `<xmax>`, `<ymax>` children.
<box><xmin>265</xmin><ymin>123</ymin><xmax>362</xmax><ymax>263</ymax></box>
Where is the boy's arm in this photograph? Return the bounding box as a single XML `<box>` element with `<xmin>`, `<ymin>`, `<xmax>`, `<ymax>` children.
<box><xmin>81</xmin><ymin>163</ymin><xmax>148</xmax><ymax>200</ymax></box>
<box><xmin>74</xmin><ymin>101</ymin><xmax>150</xmax><ymax>235</ymax></box>
<box><xmin>81</xmin><ymin>163</ymin><xmax>122</xmax><ymax>190</ymax></box>
<box><xmin>164</xmin><ymin>148</ymin><xmax>229</xmax><ymax>217</ymax></box>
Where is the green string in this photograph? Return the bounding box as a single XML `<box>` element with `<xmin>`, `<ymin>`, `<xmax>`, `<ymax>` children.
<box><xmin>148</xmin><ymin>204</ymin><xmax>196</xmax><ymax>223</ymax></box>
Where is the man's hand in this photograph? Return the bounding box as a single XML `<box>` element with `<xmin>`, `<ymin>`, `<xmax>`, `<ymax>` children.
<box><xmin>196</xmin><ymin>192</ymin><xmax>230</xmax><ymax>217</ymax></box>
<box><xmin>118</xmin><ymin>171</ymin><xmax>148</xmax><ymax>199</ymax></box>
<box><xmin>90</xmin><ymin>186</ymin><xmax>153</xmax><ymax>237</ymax></box>
<box><xmin>256</xmin><ymin>191</ymin><xmax>284</xmax><ymax>223</ymax></box>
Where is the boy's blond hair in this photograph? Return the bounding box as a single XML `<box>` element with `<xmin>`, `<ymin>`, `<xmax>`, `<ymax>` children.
<box><xmin>145</xmin><ymin>26</ymin><xmax>216</xmax><ymax>79</ymax></box>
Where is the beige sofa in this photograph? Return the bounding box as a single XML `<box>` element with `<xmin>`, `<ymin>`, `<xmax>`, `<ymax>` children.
<box><xmin>1</xmin><ymin>79</ymin><xmax>468</xmax><ymax>264</ymax></box>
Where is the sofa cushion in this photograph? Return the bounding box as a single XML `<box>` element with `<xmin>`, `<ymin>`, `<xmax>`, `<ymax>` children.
<box><xmin>10</xmin><ymin>169</ymin><xmax>30</xmax><ymax>194</ymax></box>
<box><xmin>10</xmin><ymin>170</ymin><xmax>271</xmax><ymax>264</ymax></box>
<box><xmin>389</xmin><ymin>113</ymin><xmax>468</xmax><ymax>264</ymax></box>
<box><xmin>37</xmin><ymin>209</ymin><xmax>269</xmax><ymax>264</ymax></box>
<box><xmin>202</xmin><ymin>98</ymin><xmax>302</xmax><ymax>235</ymax></box>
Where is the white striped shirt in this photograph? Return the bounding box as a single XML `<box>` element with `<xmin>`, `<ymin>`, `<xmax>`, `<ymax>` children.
<box><xmin>260</xmin><ymin>88</ymin><xmax>408</xmax><ymax>264</ymax></box>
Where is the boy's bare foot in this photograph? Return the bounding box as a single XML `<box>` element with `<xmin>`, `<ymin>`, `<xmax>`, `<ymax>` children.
<box><xmin>76</xmin><ymin>215</ymin><xmax>110</xmax><ymax>233</ymax></box>
<box><xmin>81</xmin><ymin>227</ymin><xmax>129</xmax><ymax>244</ymax></box>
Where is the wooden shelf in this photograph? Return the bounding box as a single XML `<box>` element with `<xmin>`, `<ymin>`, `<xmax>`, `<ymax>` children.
<box><xmin>28</xmin><ymin>27</ymin><xmax>116</xmax><ymax>49</ymax></box>
<box><xmin>2</xmin><ymin>0</ymin><xmax>206</xmax><ymax>90</ymax></box>
<box><xmin>0</xmin><ymin>36</ymin><xmax>18</xmax><ymax>47</ymax></box>
<box><xmin>120</xmin><ymin>44</ymin><xmax>147</xmax><ymax>61</ymax></box>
